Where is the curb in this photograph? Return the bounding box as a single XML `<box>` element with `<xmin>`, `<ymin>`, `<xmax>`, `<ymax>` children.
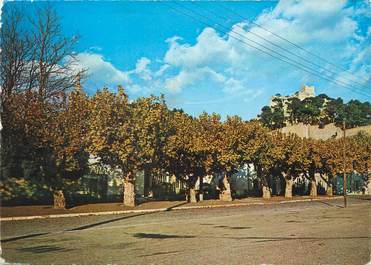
<box><xmin>0</xmin><ymin>196</ymin><xmax>342</xmax><ymax>222</ymax></box>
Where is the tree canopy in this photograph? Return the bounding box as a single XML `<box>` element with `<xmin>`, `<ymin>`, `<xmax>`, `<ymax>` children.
<box><xmin>259</xmin><ymin>94</ymin><xmax>370</xmax><ymax>129</ymax></box>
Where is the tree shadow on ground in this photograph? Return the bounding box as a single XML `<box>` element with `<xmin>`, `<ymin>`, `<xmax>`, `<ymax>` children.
<box><xmin>132</xmin><ymin>233</ymin><xmax>370</xmax><ymax>242</ymax></box>
<box><xmin>17</xmin><ymin>245</ymin><xmax>70</xmax><ymax>253</ymax></box>
<box><xmin>226</xmin><ymin>236</ymin><xmax>371</xmax><ymax>241</ymax></box>
<box><xmin>133</xmin><ymin>233</ymin><xmax>195</xmax><ymax>239</ymax></box>
<box><xmin>2</xmin><ymin>201</ymin><xmax>190</xmax><ymax>244</ymax></box>
<box><xmin>67</xmin><ymin>212</ymin><xmax>151</xmax><ymax>231</ymax></box>
<box><xmin>68</xmin><ymin>201</ymin><xmax>188</xmax><ymax>231</ymax></box>
<box><xmin>138</xmin><ymin>251</ymin><xmax>180</xmax><ymax>257</ymax></box>
<box><xmin>227</xmin><ymin>226</ymin><xmax>253</xmax><ymax>230</ymax></box>
<box><xmin>1</xmin><ymin>233</ymin><xmax>49</xmax><ymax>243</ymax></box>
<box><xmin>315</xmin><ymin>200</ymin><xmax>344</xmax><ymax>208</ymax></box>
<box><xmin>214</xmin><ymin>225</ymin><xmax>252</xmax><ymax>229</ymax></box>
<box><xmin>165</xmin><ymin>201</ymin><xmax>188</xmax><ymax>211</ymax></box>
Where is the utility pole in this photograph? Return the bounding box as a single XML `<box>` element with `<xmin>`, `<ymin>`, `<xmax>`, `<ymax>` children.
<box><xmin>343</xmin><ymin>120</ymin><xmax>347</xmax><ymax>208</ymax></box>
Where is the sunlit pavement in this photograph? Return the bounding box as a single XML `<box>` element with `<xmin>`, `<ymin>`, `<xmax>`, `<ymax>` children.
<box><xmin>1</xmin><ymin>197</ymin><xmax>370</xmax><ymax>265</ymax></box>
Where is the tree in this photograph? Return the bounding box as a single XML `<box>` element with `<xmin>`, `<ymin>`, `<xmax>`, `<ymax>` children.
<box><xmin>27</xmin><ymin>6</ymin><xmax>84</xmax><ymax>98</ymax></box>
<box><xmin>0</xmin><ymin>7</ymin><xmax>31</xmax><ymax>98</ymax></box>
<box><xmin>295</xmin><ymin>97</ymin><xmax>323</xmax><ymax>125</ymax></box>
<box><xmin>343</xmin><ymin>100</ymin><xmax>371</xmax><ymax>128</ymax></box>
<box><xmin>87</xmin><ymin>87</ymin><xmax>135</xmax><ymax>206</ymax></box>
<box><xmin>348</xmin><ymin>132</ymin><xmax>371</xmax><ymax>194</ymax></box>
<box><xmin>241</xmin><ymin>121</ymin><xmax>273</xmax><ymax>199</ymax></box>
<box><xmin>259</xmin><ymin>102</ymin><xmax>285</xmax><ymax>130</ymax></box>
<box><xmin>195</xmin><ymin>112</ymin><xmax>222</xmax><ymax>201</ymax></box>
<box><xmin>46</xmin><ymin>87</ymin><xmax>90</xmax><ymax>208</ymax></box>
<box><xmin>303</xmin><ymin>139</ymin><xmax>324</xmax><ymax>197</ymax></box>
<box><xmin>164</xmin><ymin>110</ymin><xmax>201</xmax><ymax>202</ymax></box>
<box><xmin>269</xmin><ymin>133</ymin><xmax>307</xmax><ymax>198</ymax></box>
<box><xmin>130</xmin><ymin>94</ymin><xmax>171</xmax><ymax>200</ymax></box>
<box><xmin>88</xmin><ymin>88</ymin><xmax>169</xmax><ymax>206</ymax></box>
<box><xmin>1</xmin><ymin>5</ymin><xmax>86</xmax><ymax>206</ymax></box>
<box><xmin>324</xmin><ymin>98</ymin><xmax>345</xmax><ymax>125</ymax></box>
<box><xmin>287</xmin><ymin>97</ymin><xmax>301</xmax><ymax>124</ymax></box>
<box><xmin>216</xmin><ymin>116</ymin><xmax>248</xmax><ymax>201</ymax></box>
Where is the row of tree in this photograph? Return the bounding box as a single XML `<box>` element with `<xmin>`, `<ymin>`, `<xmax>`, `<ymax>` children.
<box><xmin>1</xmin><ymin>5</ymin><xmax>370</xmax><ymax>208</ymax></box>
<box><xmin>260</xmin><ymin>94</ymin><xmax>371</xmax><ymax>129</ymax></box>
<box><xmin>2</xmin><ymin>85</ymin><xmax>370</xmax><ymax>208</ymax></box>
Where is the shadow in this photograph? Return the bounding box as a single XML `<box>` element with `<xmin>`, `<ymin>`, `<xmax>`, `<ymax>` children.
<box><xmin>1</xmin><ymin>232</ymin><xmax>49</xmax><ymax>243</ymax></box>
<box><xmin>1</xmin><ymin>214</ymin><xmax>155</xmax><ymax>243</ymax></box>
<box><xmin>286</xmin><ymin>220</ymin><xmax>303</xmax><ymax>223</ymax></box>
<box><xmin>109</xmin><ymin>242</ymin><xmax>134</xmax><ymax>249</ymax></box>
<box><xmin>2</xmin><ymin>203</ymin><xmax>190</xmax><ymax>243</ymax></box>
<box><xmin>255</xmin><ymin>239</ymin><xmax>282</xmax><ymax>243</ymax></box>
<box><xmin>69</xmin><ymin>201</ymin><xmax>189</xmax><ymax>231</ymax></box>
<box><xmin>165</xmin><ymin>201</ymin><xmax>188</xmax><ymax>211</ymax></box>
<box><xmin>347</xmin><ymin>195</ymin><xmax>371</xmax><ymax>201</ymax></box>
<box><xmin>225</xmin><ymin>236</ymin><xmax>371</xmax><ymax>241</ymax></box>
<box><xmin>316</xmin><ymin>200</ymin><xmax>344</xmax><ymax>208</ymax></box>
<box><xmin>133</xmin><ymin>233</ymin><xmax>370</xmax><ymax>242</ymax></box>
<box><xmin>138</xmin><ymin>251</ymin><xmax>180</xmax><ymax>257</ymax></box>
<box><xmin>322</xmin><ymin>216</ymin><xmax>352</xmax><ymax>219</ymax></box>
<box><xmin>67</xmin><ymin>212</ymin><xmax>153</xmax><ymax>231</ymax></box>
<box><xmin>133</xmin><ymin>233</ymin><xmax>195</xmax><ymax>239</ymax></box>
<box><xmin>228</xmin><ymin>226</ymin><xmax>252</xmax><ymax>230</ymax></box>
<box><xmin>17</xmin><ymin>245</ymin><xmax>69</xmax><ymax>253</ymax></box>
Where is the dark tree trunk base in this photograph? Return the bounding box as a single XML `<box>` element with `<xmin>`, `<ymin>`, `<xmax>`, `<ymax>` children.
<box><xmin>285</xmin><ymin>178</ymin><xmax>293</xmax><ymax>198</ymax></box>
<box><xmin>262</xmin><ymin>185</ymin><xmax>271</xmax><ymax>199</ymax></box>
<box><xmin>219</xmin><ymin>175</ymin><xmax>233</xmax><ymax>201</ymax></box>
<box><xmin>189</xmin><ymin>188</ymin><xmax>197</xmax><ymax>203</ymax></box>
<box><xmin>53</xmin><ymin>190</ymin><xmax>66</xmax><ymax>209</ymax></box>
<box><xmin>310</xmin><ymin>180</ymin><xmax>317</xmax><ymax>197</ymax></box>
<box><xmin>326</xmin><ymin>185</ymin><xmax>333</xmax><ymax>196</ymax></box>
<box><xmin>123</xmin><ymin>179</ymin><xmax>136</xmax><ymax>207</ymax></box>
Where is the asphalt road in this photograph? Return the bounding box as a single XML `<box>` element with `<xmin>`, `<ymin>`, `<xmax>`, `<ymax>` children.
<box><xmin>1</xmin><ymin>197</ymin><xmax>370</xmax><ymax>265</ymax></box>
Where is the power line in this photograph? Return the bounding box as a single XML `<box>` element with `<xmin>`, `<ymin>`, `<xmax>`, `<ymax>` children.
<box><xmin>164</xmin><ymin>2</ymin><xmax>370</xmax><ymax>98</ymax></box>
<box><xmin>191</xmin><ymin>1</ymin><xmax>370</xmax><ymax>92</ymax></box>
<box><xmin>172</xmin><ymin>2</ymin><xmax>369</xmax><ymax>98</ymax></box>
<box><xmin>218</xmin><ymin>2</ymin><xmax>370</xmax><ymax>86</ymax></box>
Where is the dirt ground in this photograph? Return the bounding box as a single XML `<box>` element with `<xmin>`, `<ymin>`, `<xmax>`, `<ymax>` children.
<box><xmin>1</xmin><ymin>197</ymin><xmax>370</xmax><ymax>265</ymax></box>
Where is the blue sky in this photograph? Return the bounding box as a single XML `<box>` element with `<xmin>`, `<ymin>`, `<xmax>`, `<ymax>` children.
<box><xmin>4</xmin><ymin>0</ymin><xmax>371</xmax><ymax>119</ymax></box>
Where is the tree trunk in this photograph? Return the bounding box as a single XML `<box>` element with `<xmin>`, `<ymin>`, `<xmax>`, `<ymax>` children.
<box><xmin>199</xmin><ymin>175</ymin><xmax>204</xmax><ymax>202</ymax></box>
<box><xmin>262</xmin><ymin>185</ymin><xmax>271</xmax><ymax>199</ymax></box>
<box><xmin>285</xmin><ymin>178</ymin><xmax>293</xmax><ymax>199</ymax></box>
<box><xmin>53</xmin><ymin>190</ymin><xmax>66</xmax><ymax>209</ymax></box>
<box><xmin>310</xmin><ymin>180</ymin><xmax>317</xmax><ymax>197</ymax></box>
<box><xmin>219</xmin><ymin>174</ymin><xmax>232</xmax><ymax>201</ymax></box>
<box><xmin>367</xmin><ymin>168</ymin><xmax>371</xmax><ymax>195</ymax></box>
<box><xmin>189</xmin><ymin>187</ymin><xmax>197</xmax><ymax>203</ymax></box>
<box><xmin>143</xmin><ymin>170</ymin><xmax>150</xmax><ymax>197</ymax></box>
<box><xmin>123</xmin><ymin>177</ymin><xmax>136</xmax><ymax>207</ymax></box>
<box><xmin>326</xmin><ymin>183</ymin><xmax>333</xmax><ymax>196</ymax></box>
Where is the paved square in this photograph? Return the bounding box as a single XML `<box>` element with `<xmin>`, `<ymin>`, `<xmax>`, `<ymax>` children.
<box><xmin>1</xmin><ymin>198</ymin><xmax>370</xmax><ymax>265</ymax></box>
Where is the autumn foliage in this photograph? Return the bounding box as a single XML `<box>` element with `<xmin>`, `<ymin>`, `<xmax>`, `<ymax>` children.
<box><xmin>2</xmin><ymin>84</ymin><xmax>370</xmax><ymax>208</ymax></box>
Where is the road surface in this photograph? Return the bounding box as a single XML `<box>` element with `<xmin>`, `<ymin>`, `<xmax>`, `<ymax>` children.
<box><xmin>1</xmin><ymin>197</ymin><xmax>370</xmax><ymax>265</ymax></box>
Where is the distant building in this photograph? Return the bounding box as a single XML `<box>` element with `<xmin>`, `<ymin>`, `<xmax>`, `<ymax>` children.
<box><xmin>269</xmin><ymin>85</ymin><xmax>316</xmax><ymax>117</ymax></box>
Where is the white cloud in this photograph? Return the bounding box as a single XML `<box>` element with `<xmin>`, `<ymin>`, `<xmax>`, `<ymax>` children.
<box><xmin>165</xmin><ymin>67</ymin><xmax>226</xmax><ymax>93</ymax></box>
<box><xmin>73</xmin><ymin>52</ymin><xmax>130</xmax><ymax>87</ymax></box>
<box><xmin>72</xmin><ymin>54</ymin><xmax>168</xmax><ymax>94</ymax></box>
<box><xmin>77</xmin><ymin>0</ymin><xmax>369</xmax><ymax>110</ymax></box>
<box><xmin>164</xmin><ymin>28</ymin><xmax>240</xmax><ymax>70</ymax></box>
<box><xmin>131</xmin><ymin>57</ymin><xmax>152</xmax><ymax>81</ymax></box>
<box><xmin>159</xmin><ymin>0</ymin><xmax>369</xmax><ymax>100</ymax></box>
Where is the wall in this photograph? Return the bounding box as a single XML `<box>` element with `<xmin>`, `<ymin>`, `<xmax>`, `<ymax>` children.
<box><xmin>279</xmin><ymin>123</ymin><xmax>371</xmax><ymax>140</ymax></box>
